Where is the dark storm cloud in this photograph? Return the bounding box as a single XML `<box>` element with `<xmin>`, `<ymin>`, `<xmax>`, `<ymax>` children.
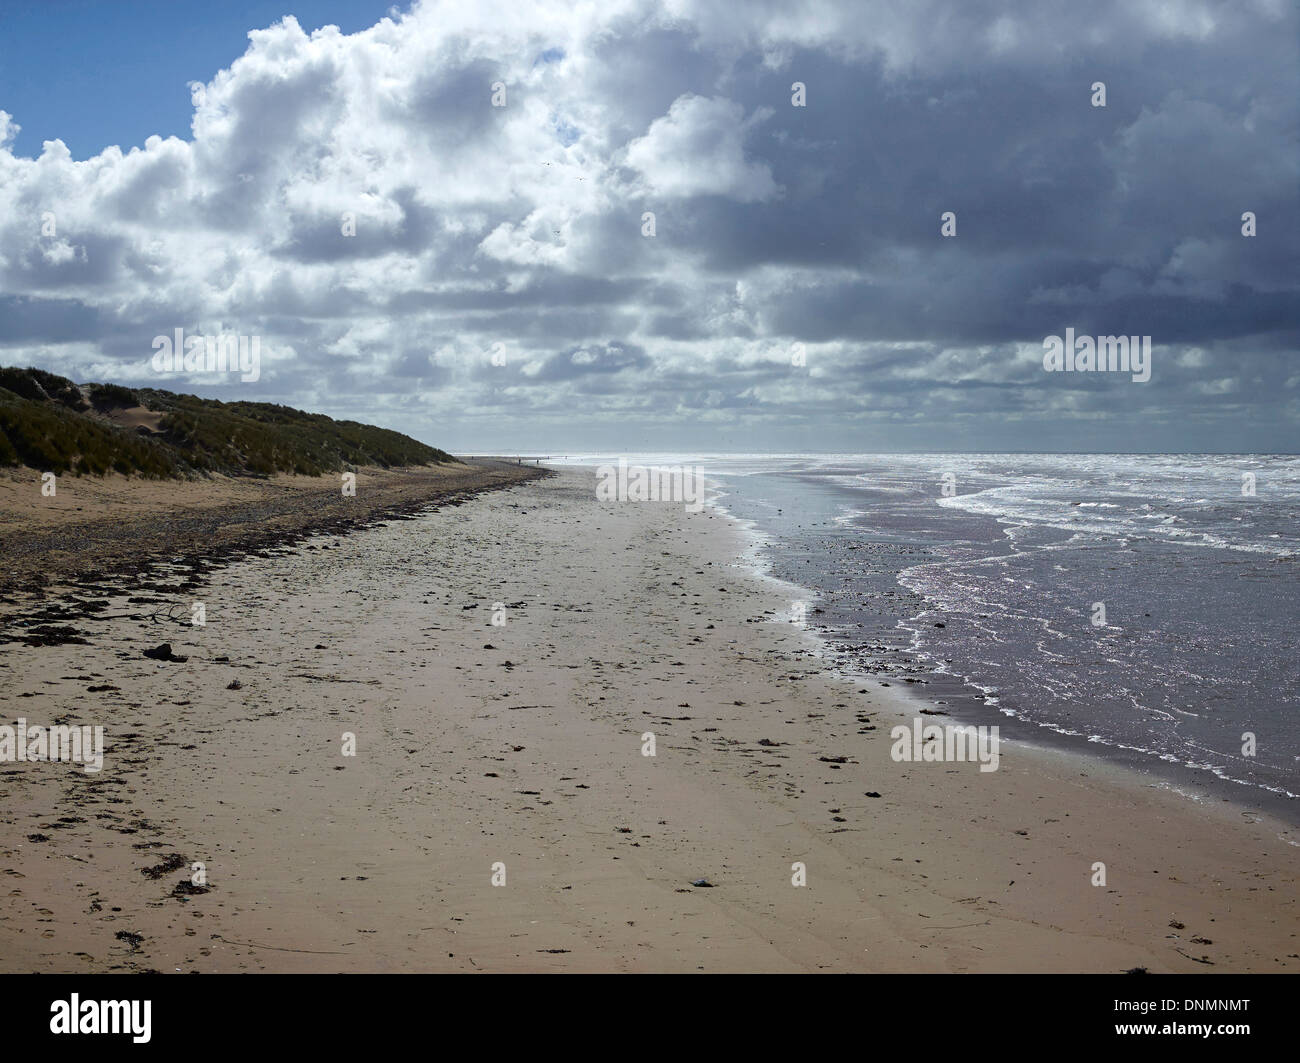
<box><xmin>0</xmin><ymin>295</ymin><xmax>101</xmax><ymax>344</ymax></box>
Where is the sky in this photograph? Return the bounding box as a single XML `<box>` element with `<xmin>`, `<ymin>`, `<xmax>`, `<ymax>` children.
<box><xmin>0</xmin><ymin>0</ymin><xmax>1297</xmax><ymax>454</ymax></box>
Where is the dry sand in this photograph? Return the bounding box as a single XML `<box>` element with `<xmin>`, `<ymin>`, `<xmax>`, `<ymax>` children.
<box><xmin>0</xmin><ymin>461</ymin><xmax>534</xmax><ymax>592</ymax></box>
<box><xmin>0</xmin><ymin>468</ymin><xmax>1294</xmax><ymax>972</ymax></box>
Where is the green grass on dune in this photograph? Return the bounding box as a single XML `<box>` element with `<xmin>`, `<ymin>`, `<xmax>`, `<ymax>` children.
<box><xmin>0</xmin><ymin>367</ymin><xmax>454</xmax><ymax>478</ymax></box>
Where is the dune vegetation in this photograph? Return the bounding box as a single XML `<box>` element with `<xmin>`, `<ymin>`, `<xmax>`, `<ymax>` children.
<box><xmin>0</xmin><ymin>367</ymin><xmax>453</xmax><ymax>478</ymax></box>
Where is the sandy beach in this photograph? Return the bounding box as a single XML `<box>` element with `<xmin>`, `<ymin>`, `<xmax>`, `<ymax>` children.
<box><xmin>0</xmin><ymin>466</ymin><xmax>1294</xmax><ymax>973</ymax></box>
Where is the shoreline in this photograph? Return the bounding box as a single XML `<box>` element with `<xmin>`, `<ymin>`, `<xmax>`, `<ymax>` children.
<box><xmin>807</xmin><ymin>614</ymin><xmax>1300</xmax><ymax>833</ymax></box>
<box><xmin>0</xmin><ymin>467</ymin><xmax>1294</xmax><ymax>972</ymax></box>
<box><xmin>685</xmin><ymin>479</ymin><xmax>1300</xmax><ymax>964</ymax></box>
<box><xmin>693</xmin><ymin>463</ymin><xmax>1300</xmax><ymax>829</ymax></box>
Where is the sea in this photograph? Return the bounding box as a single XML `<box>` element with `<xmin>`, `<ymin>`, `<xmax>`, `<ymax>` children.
<box><xmin>552</xmin><ymin>453</ymin><xmax>1300</xmax><ymax>822</ymax></box>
